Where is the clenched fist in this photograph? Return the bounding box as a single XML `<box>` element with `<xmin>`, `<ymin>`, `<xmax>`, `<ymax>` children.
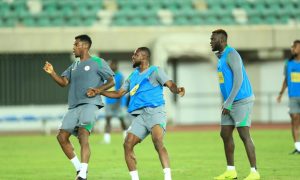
<box><xmin>178</xmin><ymin>87</ymin><xmax>185</xmax><ymax>97</ymax></box>
<box><xmin>87</xmin><ymin>88</ymin><xmax>101</xmax><ymax>97</ymax></box>
<box><xmin>43</xmin><ymin>61</ymin><xmax>54</xmax><ymax>74</ymax></box>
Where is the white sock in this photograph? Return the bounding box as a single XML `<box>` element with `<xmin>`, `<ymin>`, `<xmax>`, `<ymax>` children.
<box><xmin>123</xmin><ymin>131</ymin><xmax>127</xmax><ymax>139</ymax></box>
<box><xmin>78</xmin><ymin>163</ymin><xmax>88</xmax><ymax>178</ymax></box>
<box><xmin>227</xmin><ymin>166</ymin><xmax>235</xmax><ymax>171</ymax></box>
<box><xmin>163</xmin><ymin>168</ymin><xmax>172</xmax><ymax>180</ymax></box>
<box><xmin>295</xmin><ymin>142</ymin><xmax>300</xmax><ymax>151</ymax></box>
<box><xmin>129</xmin><ymin>170</ymin><xmax>139</xmax><ymax>180</ymax></box>
<box><xmin>104</xmin><ymin>133</ymin><xmax>111</xmax><ymax>144</ymax></box>
<box><xmin>251</xmin><ymin>167</ymin><xmax>257</xmax><ymax>172</ymax></box>
<box><xmin>70</xmin><ymin>156</ymin><xmax>81</xmax><ymax>171</ymax></box>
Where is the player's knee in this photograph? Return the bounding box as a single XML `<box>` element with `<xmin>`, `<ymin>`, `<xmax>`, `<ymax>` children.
<box><xmin>123</xmin><ymin>139</ymin><xmax>134</xmax><ymax>151</ymax></box>
<box><xmin>78</xmin><ymin>134</ymin><xmax>89</xmax><ymax>145</ymax></box>
<box><xmin>220</xmin><ymin>131</ymin><xmax>231</xmax><ymax>140</ymax></box>
<box><xmin>57</xmin><ymin>133</ymin><xmax>67</xmax><ymax>144</ymax></box>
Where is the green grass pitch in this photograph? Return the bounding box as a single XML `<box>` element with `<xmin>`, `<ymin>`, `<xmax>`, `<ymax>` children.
<box><xmin>0</xmin><ymin>129</ymin><xmax>299</xmax><ymax>180</ymax></box>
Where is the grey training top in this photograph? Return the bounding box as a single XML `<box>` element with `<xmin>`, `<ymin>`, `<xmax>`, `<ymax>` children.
<box><xmin>61</xmin><ymin>56</ymin><xmax>114</xmax><ymax>109</ymax></box>
<box><xmin>121</xmin><ymin>66</ymin><xmax>171</xmax><ymax>114</ymax></box>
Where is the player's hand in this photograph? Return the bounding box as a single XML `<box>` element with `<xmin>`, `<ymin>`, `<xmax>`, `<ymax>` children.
<box><xmin>43</xmin><ymin>61</ymin><xmax>54</xmax><ymax>74</ymax></box>
<box><xmin>222</xmin><ymin>108</ymin><xmax>230</xmax><ymax>115</ymax></box>
<box><xmin>87</xmin><ymin>88</ymin><xmax>100</xmax><ymax>97</ymax></box>
<box><xmin>276</xmin><ymin>95</ymin><xmax>282</xmax><ymax>103</ymax></box>
<box><xmin>178</xmin><ymin>87</ymin><xmax>185</xmax><ymax>97</ymax></box>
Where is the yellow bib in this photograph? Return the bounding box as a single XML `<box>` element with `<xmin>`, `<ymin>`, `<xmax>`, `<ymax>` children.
<box><xmin>218</xmin><ymin>72</ymin><xmax>224</xmax><ymax>83</ymax></box>
<box><xmin>291</xmin><ymin>72</ymin><xmax>300</xmax><ymax>82</ymax></box>
<box><xmin>130</xmin><ymin>84</ymin><xmax>139</xmax><ymax>96</ymax></box>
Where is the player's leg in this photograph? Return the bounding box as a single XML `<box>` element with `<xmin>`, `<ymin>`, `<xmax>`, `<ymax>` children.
<box><xmin>288</xmin><ymin>98</ymin><xmax>300</xmax><ymax>153</ymax></box>
<box><xmin>57</xmin><ymin>130</ymin><xmax>74</xmax><ymax>158</ymax></box>
<box><xmin>151</xmin><ymin>124</ymin><xmax>172</xmax><ymax>180</ymax></box>
<box><xmin>76</xmin><ymin>104</ymin><xmax>98</xmax><ymax>180</ymax></box>
<box><xmin>234</xmin><ymin>100</ymin><xmax>260</xmax><ymax>180</ymax></box>
<box><xmin>237</xmin><ymin>127</ymin><xmax>256</xmax><ymax>167</ymax></box>
<box><xmin>221</xmin><ymin>125</ymin><xmax>235</xmax><ymax>166</ymax></box>
<box><xmin>123</xmin><ymin>133</ymin><xmax>141</xmax><ymax>171</ymax></box>
<box><xmin>119</xmin><ymin>117</ymin><xmax>128</xmax><ymax>138</ymax></box>
<box><xmin>58</xmin><ymin>109</ymin><xmax>81</xmax><ymax>173</ymax></box>
<box><xmin>119</xmin><ymin>106</ymin><xmax>128</xmax><ymax>138</ymax></box>
<box><xmin>214</xmin><ymin>114</ymin><xmax>237</xmax><ymax>179</ymax></box>
<box><xmin>290</xmin><ymin>113</ymin><xmax>300</xmax><ymax>152</ymax></box>
<box><xmin>77</xmin><ymin>127</ymin><xmax>90</xmax><ymax>180</ymax></box>
<box><xmin>104</xmin><ymin>104</ymin><xmax>113</xmax><ymax>144</ymax></box>
<box><xmin>104</xmin><ymin>116</ymin><xmax>112</xmax><ymax>144</ymax></box>
<box><xmin>120</xmin><ymin>117</ymin><xmax>127</xmax><ymax>130</ymax></box>
<box><xmin>151</xmin><ymin>125</ymin><xmax>169</xmax><ymax>167</ymax></box>
<box><xmin>145</xmin><ymin>106</ymin><xmax>171</xmax><ymax>180</ymax></box>
<box><xmin>124</xmin><ymin>114</ymin><xmax>148</xmax><ymax>180</ymax></box>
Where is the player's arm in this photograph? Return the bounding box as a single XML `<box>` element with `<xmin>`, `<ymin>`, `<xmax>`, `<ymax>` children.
<box><xmin>86</xmin><ymin>76</ymin><xmax>115</xmax><ymax>97</ymax></box>
<box><xmin>277</xmin><ymin>78</ymin><xmax>287</xmax><ymax>103</ymax></box>
<box><xmin>223</xmin><ymin>51</ymin><xmax>243</xmax><ymax>113</ymax></box>
<box><xmin>100</xmin><ymin>76</ymin><xmax>129</xmax><ymax>98</ymax></box>
<box><xmin>101</xmin><ymin>88</ymin><xmax>127</xmax><ymax>98</ymax></box>
<box><xmin>43</xmin><ymin>61</ymin><xmax>69</xmax><ymax>87</ymax></box>
<box><xmin>277</xmin><ymin>61</ymin><xmax>288</xmax><ymax>103</ymax></box>
<box><xmin>165</xmin><ymin>80</ymin><xmax>185</xmax><ymax>97</ymax></box>
<box><xmin>97</xmin><ymin>76</ymin><xmax>115</xmax><ymax>93</ymax></box>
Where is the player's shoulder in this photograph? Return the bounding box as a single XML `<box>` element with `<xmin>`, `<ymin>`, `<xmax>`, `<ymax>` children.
<box><xmin>90</xmin><ymin>56</ymin><xmax>105</xmax><ymax>68</ymax></box>
<box><xmin>91</xmin><ymin>56</ymin><xmax>105</xmax><ymax>62</ymax></box>
<box><xmin>150</xmin><ymin>65</ymin><xmax>161</xmax><ymax>72</ymax></box>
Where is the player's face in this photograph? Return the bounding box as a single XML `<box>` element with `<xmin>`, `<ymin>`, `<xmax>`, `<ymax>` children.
<box><xmin>210</xmin><ymin>33</ymin><xmax>222</xmax><ymax>52</ymax></box>
<box><xmin>291</xmin><ymin>43</ymin><xmax>300</xmax><ymax>56</ymax></box>
<box><xmin>109</xmin><ymin>62</ymin><xmax>117</xmax><ymax>72</ymax></box>
<box><xmin>132</xmin><ymin>49</ymin><xmax>142</xmax><ymax>68</ymax></box>
<box><xmin>73</xmin><ymin>39</ymin><xmax>84</xmax><ymax>58</ymax></box>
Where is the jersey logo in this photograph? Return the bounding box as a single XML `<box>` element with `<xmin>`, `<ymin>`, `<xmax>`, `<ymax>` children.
<box><xmin>84</xmin><ymin>66</ymin><xmax>90</xmax><ymax>71</ymax></box>
<box><xmin>218</xmin><ymin>72</ymin><xmax>224</xmax><ymax>83</ymax></box>
<box><xmin>291</xmin><ymin>72</ymin><xmax>300</xmax><ymax>82</ymax></box>
<box><xmin>130</xmin><ymin>84</ymin><xmax>139</xmax><ymax>96</ymax></box>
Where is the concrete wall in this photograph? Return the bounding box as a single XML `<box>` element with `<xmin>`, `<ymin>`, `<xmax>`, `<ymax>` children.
<box><xmin>0</xmin><ymin>25</ymin><xmax>299</xmax><ymax>53</ymax></box>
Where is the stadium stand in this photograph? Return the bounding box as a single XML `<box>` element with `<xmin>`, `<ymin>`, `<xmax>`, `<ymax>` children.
<box><xmin>0</xmin><ymin>0</ymin><xmax>299</xmax><ymax>27</ymax></box>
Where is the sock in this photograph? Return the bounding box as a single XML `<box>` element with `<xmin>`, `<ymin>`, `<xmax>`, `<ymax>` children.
<box><xmin>104</xmin><ymin>133</ymin><xmax>111</xmax><ymax>144</ymax></box>
<box><xmin>70</xmin><ymin>156</ymin><xmax>81</xmax><ymax>171</ymax></box>
<box><xmin>251</xmin><ymin>167</ymin><xmax>257</xmax><ymax>172</ymax></box>
<box><xmin>163</xmin><ymin>168</ymin><xmax>172</xmax><ymax>180</ymax></box>
<box><xmin>129</xmin><ymin>170</ymin><xmax>139</xmax><ymax>180</ymax></box>
<box><xmin>123</xmin><ymin>131</ymin><xmax>127</xmax><ymax>139</ymax></box>
<box><xmin>295</xmin><ymin>142</ymin><xmax>300</xmax><ymax>151</ymax></box>
<box><xmin>227</xmin><ymin>166</ymin><xmax>235</xmax><ymax>171</ymax></box>
<box><xmin>78</xmin><ymin>163</ymin><xmax>88</xmax><ymax>178</ymax></box>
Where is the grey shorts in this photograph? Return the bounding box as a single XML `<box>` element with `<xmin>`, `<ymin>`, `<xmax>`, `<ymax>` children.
<box><xmin>60</xmin><ymin>104</ymin><xmax>99</xmax><ymax>136</ymax></box>
<box><xmin>105</xmin><ymin>103</ymin><xmax>126</xmax><ymax>118</ymax></box>
<box><xmin>289</xmin><ymin>98</ymin><xmax>300</xmax><ymax>114</ymax></box>
<box><xmin>127</xmin><ymin>106</ymin><xmax>167</xmax><ymax>141</ymax></box>
<box><xmin>221</xmin><ymin>100</ymin><xmax>254</xmax><ymax>127</ymax></box>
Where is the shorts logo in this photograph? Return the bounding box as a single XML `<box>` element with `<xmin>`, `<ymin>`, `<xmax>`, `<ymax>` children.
<box><xmin>84</xmin><ymin>66</ymin><xmax>90</xmax><ymax>71</ymax></box>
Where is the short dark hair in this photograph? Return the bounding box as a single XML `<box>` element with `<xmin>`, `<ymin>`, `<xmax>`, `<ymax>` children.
<box><xmin>294</xmin><ymin>40</ymin><xmax>300</xmax><ymax>44</ymax></box>
<box><xmin>137</xmin><ymin>47</ymin><xmax>151</xmax><ymax>58</ymax></box>
<box><xmin>75</xmin><ymin>34</ymin><xmax>92</xmax><ymax>48</ymax></box>
<box><xmin>212</xmin><ymin>29</ymin><xmax>228</xmax><ymax>41</ymax></box>
<box><xmin>109</xmin><ymin>59</ymin><xmax>118</xmax><ymax>65</ymax></box>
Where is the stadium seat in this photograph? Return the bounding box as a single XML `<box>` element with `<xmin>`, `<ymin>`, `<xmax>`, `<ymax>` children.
<box><xmin>0</xmin><ymin>0</ymin><xmax>297</xmax><ymax>27</ymax></box>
